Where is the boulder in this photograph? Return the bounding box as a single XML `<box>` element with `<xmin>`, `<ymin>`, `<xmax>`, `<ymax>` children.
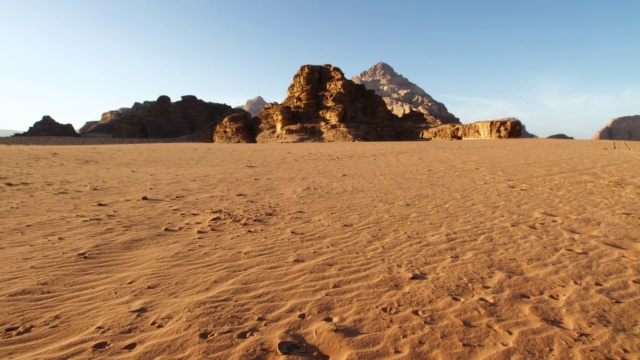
<box><xmin>592</xmin><ymin>115</ymin><xmax>640</xmax><ymax>140</ymax></box>
<box><xmin>242</xmin><ymin>96</ymin><xmax>267</xmax><ymax>117</ymax></box>
<box><xmin>16</xmin><ymin>116</ymin><xmax>79</xmax><ymax>137</ymax></box>
<box><xmin>352</xmin><ymin>62</ymin><xmax>459</xmax><ymax>126</ymax></box>
<box><xmin>254</xmin><ymin>64</ymin><xmax>414</xmax><ymax>142</ymax></box>
<box><xmin>213</xmin><ymin>110</ymin><xmax>256</xmax><ymax>143</ymax></box>
<box><xmin>421</xmin><ymin>118</ymin><xmax>523</xmax><ymax>140</ymax></box>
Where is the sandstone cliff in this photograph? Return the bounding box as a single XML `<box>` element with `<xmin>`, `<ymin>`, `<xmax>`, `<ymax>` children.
<box><xmin>421</xmin><ymin>118</ymin><xmax>522</xmax><ymax>140</ymax></box>
<box><xmin>242</xmin><ymin>96</ymin><xmax>267</xmax><ymax>117</ymax></box>
<box><xmin>254</xmin><ymin>64</ymin><xmax>419</xmax><ymax>142</ymax></box>
<box><xmin>352</xmin><ymin>62</ymin><xmax>459</xmax><ymax>126</ymax></box>
<box><xmin>16</xmin><ymin>116</ymin><xmax>79</xmax><ymax>137</ymax></box>
<box><xmin>592</xmin><ymin>116</ymin><xmax>640</xmax><ymax>140</ymax></box>
<box><xmin>81</xmin><ymin>96</ymin><xmax>233</xmax><ymax>141</ymax></box>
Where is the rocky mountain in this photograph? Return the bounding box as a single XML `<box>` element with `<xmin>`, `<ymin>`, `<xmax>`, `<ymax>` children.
<box><xmin>15</xmin><ymin>116</ymin><xmax>79</xmax><ymax>137</ymax></box>
<box><xmin>352</xmin><ymin>62</ymin><xmax>459</xmax><ymax>126</ymax></box>
<box><xmin>421</xmin><ymin>118</ymin><xmax>522</xmax><ymax>140</ymax></box>
<box><xmin>250</xmin><ymin>64</ymin><xmax>427</xmax><ymax>143</ymax></box>
<box><xmin>242</xmin><ymin>96</ymin><xmax>267</xmax><ymax>117</ymax></box>
<box><xmin>81</xmin><ymin>95</ymin><xmax>236</xmax><ymax>141</ymax></box>
<box><xmin>593</xmin><ymin>115</ymin><xmax>640</xmax><ymax>140</ymax></box>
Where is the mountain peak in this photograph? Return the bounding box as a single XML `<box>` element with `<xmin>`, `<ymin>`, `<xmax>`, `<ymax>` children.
<box><xmin>352</xmin><ymin>63</ymin><xmax>459</xmax><ymax>125</ymax></box>
<box><xmin>359</xmin><ymin>62</ymin><xmax>399</xmax><ymax>79</ymax></box>
<box><xmin>243</xmin><ymin>96</ymin><xmax>268</xmax><ymax>117</ymax></box>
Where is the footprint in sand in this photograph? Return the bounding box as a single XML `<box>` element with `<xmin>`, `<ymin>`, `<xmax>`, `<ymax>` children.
<box><xmin>236</xmin><ymin>330</ymin><xmax>255</xmax><ymax>339</ymax></box>
<box><xmin>565</xmin><ymin>248</ymin><xmax>589</xmax><ymax>255</ymax></box>
<box><xmin>3</xmin><ymin>325</ymin><xmax>33</xmax><ymax>338</ymax></box>
<box><xmin>91</xmin><ymin>341</ymin><xmax>111</xmax><ymax>351</ymax></box>
<box><xmin>277</xmin><ymin>341</ymin><xmax>307</xmax><ymax>355</ymax></box>
<box><xmin>122</xmin><ymin>343</ymin><xmax>137</xmax><ymax>350</ymax></box>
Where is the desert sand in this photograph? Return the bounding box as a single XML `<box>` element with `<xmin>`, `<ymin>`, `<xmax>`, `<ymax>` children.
<box><xmin>1</xmin><ymin>139</ymin><xmax>639</xmax><ymax>359</ymax></box>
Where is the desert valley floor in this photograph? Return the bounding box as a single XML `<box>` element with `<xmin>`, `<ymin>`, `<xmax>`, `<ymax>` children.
<box><xmin>0</xmin><ymin>139</ymin><xmax>639</xmax><ymax>359</ymax></box>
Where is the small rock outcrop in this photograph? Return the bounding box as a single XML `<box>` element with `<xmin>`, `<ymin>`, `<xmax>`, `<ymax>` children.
<box><xmin>352</xmin><ymin>62</ymin><xmax>459</xmax><ymax>126</ymax></box>
<box><xmin>83</xmin><ymin>96</ymin><xmax>234</xmax><ymax>141</ymax></box>
<box><xmin>242</xmin><ymin>96</ymin><xmax>267</xmax><ymax>117</ymax></box>
<box><xmin>254</xmin><ymin>64</ymin><xmax>412</xmax><ymax>142</ymax></box>
<box><xmin>593</xmin><ymin>116</ymin><xmax>640</xmax><ymax>140</ymax></box>
<box><xmin>16</xmin><ymin>116</ymin><xmax>79</xmax><ymax>137</ymax></box>
<box><xmin>213</xmin><ymin>110</ymin><xmax>256</xmax><ymax>143</ymax></box>
<box><xmin>421</xmin><ymin>118</ymin><xmax>523</xmax><ymax>140</ymax></box>
<box><xmin>547</xmin><ymin>134</ymin><xmax>574</xmax><ymax>140</ymax></box>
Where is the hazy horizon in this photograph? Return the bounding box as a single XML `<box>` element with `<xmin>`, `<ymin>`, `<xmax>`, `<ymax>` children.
<box><xmin>1</xmin><ymin>0</ymin><xmax>638</xmax><ymax>139</ymax></box>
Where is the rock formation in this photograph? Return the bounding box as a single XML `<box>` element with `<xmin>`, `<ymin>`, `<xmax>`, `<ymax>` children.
<box><xmin>213</xmin><ymin>110</ymin><xmax>256</xmax><ymax>143</ymax></box>
<box><xmin>547</xmin><ymin>134</ymin><xmax>574</xmax><ymax>140</ymax></box>
<box><xmin>242</xmin><ymin>96</ymin><xmax>267</xmax><ymax>117</ymax></box>
<box><xmin>81</xmin><ymin>96</ymin><xmax>234</xmax><ymax>141</ymax></box>
<box><xmin>78</xmin><ymin>121</ymin><xmax>99</xmax><ymax>134</ymax></box>
<box><xmin>16</xmin><ymin>116</ymin><xmax>79</xmax><ymax>137</ymax></box>
<box><xmin>254</xmin><ymin>64</ymin><xmax>419</xmax><ymax>142</ymax></box>
<box><xmin>592</xmin><ymin>116</ymin><xmax>640</xmax><ymax>140</ymax></box>
<box><xmin>352</xmin><ymin>62</ymin><xmax>459</xmax><ymax>126</ymax></box>
<box><xmin>421</xmin><ymin>118</ymin><xmax>522</xmax><ymax>140</ymax></box>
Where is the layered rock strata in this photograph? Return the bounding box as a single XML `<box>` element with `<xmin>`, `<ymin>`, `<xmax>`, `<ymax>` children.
<box><xmin>352</xmin><ymin>62</ymin><xmax>459</xmax><ymax>126</ymax></box>
<box><xmin>421</xmin><ymin>118</ymin><xmax>522</xmax><ymax>140</ymax></box>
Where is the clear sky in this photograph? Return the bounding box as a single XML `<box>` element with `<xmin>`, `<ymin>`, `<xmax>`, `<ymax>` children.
<box><xmin>1</xmin><ymin>0</ymin><xmax>638</xmax><ymax>139</ymax></box>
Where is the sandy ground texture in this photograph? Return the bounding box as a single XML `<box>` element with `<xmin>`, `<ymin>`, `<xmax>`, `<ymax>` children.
<box><xmin>1</xmin><ymin>139</ymin><xmax>639</xmax><ymax>360</ymax></box>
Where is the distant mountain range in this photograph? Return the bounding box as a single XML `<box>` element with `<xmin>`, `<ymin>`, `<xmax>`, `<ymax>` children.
<box><xmin>10</xmin><ymin>61</ymin><xmax>637</xmax><ymax>141</ymax></box>
<box><xmin>0</xmin><ymin>129</ymin><xmax>20</xmax><ymax>137</ymax></box>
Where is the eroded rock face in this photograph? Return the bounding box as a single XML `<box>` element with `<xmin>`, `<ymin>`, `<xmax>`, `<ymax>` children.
<box><xmin>254</xmin><ymin>64</ymin><xmax>406</xmax><ymax>142</ymax></box>
<box><xmin>421</xmin><ymin>118</ymin><xmax>522</xmax><ymax>140</ymax></box>
<box><xmin>83</xmin><ymin>96</ymin><xmax>234</xmax><ymax>141</ymax></box>
<box><xmin>242</xmin><ymin>96</ymin><xmax>267</xmax><ymax>117</ymax></box>
<box><xmin>593</xmin><ymin>116</ymin><xmax>640</xmax><ymax>140</ymax></box>
<box><xmin>78</xmin><ymin>121</ymin><xmax>99</xmax><ymax>134</ymax></box>
<box><xmin>16</xmin><ymin>116</ymin><xmax>79</xmax><ymax>137</ymax></box>
<box><xmin>213</xmin><ymin>110</ymin><xmax>255</xmax><ymax>143</ymax></box>
<box><xmin>352</xmin><ymin>62</ymin><xmax>459</xmax><ymax>126</ymax></box>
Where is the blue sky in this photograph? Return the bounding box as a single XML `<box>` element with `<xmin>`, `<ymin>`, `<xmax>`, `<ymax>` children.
<box><xmin>1</xmin><ymin>0</ymin><xmax>638</xmax><ymax>138</ymax></box>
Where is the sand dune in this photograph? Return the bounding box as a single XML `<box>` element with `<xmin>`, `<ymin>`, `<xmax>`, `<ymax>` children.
<box><xmin>1</xmin><ymin>139</ymin><xmax>639</xmax><ymax>359</ymax></box>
